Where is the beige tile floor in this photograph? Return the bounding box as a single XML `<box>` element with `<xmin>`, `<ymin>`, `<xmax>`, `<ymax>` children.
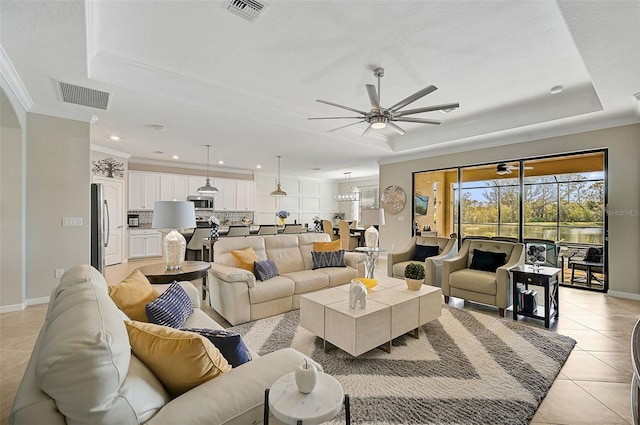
<box><xmin>1</xmin><ymin>258</ymin><xmax>638</xmax><ymax>425</ymax></box>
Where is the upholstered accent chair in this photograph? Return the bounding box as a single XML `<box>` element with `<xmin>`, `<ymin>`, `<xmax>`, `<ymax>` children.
<box><xmin>442</xmin><ymin>239</ymin><xmax>525</xmax><ymax>317</ymax></box>
<box><xmin>387</xmin><ymin>236</ymin><xmax>458</xmax><ymax>287</ymax></box>
<box><xmin>338</xmin><ymin>220</ymin><xmax>359</xmax><ymax>251</ymax></box>
<box><xmin>322</xmin><ymin>219</ymin><xmax>339</xmax><ymax>241</ymax></box>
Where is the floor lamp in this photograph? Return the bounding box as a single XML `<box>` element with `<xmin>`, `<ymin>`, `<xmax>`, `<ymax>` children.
<box><xmin>152</xmin><ymin>201</ymin><xmax>196</xmax><ymax>270</ymax></box>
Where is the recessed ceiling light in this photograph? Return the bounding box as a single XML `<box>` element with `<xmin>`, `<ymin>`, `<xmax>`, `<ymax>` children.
<box><xmin>256</xmin><ymin>165</ymin><xmax>262</xmax><ymax>169</ymax></box>
<box><xmin>153</xmin><ymin>150</ymin><xmax>164</xmax><ymax>154</ymax></box>
<box><xmin>550</xmin><ymin>85</ymin><xmax>563</xmax><ymax>95</ymax></box>
<box><xmin>218</xmin><ymin>160</ymin><xmax>224</xmax><ymax>165</ymax></box>
<box><xmin>145</xmin><ymin>124</ymin><xmax>166</xmax><ymax>131</ymax></box>
<box><xmin>172</xmin><ymin>155</ymin><xmax>179</xmax><ymax>159</ymax></box>
<box><xmin>311</xmin><ymin>167</ymin><xmax>321</xmax><ymax>171</ymax></box>
<box><xmin>110</xmin><ymin>135</ymin><xmax>120</xmax><ymax>141</ymax></box>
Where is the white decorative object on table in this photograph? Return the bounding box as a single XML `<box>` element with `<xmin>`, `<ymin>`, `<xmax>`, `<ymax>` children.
<box><xmin>349</xmin><ymin>280</ymin><xmax>367</xmax><ymax>309</ymax></box>
<box><xmin>361</xmin><ymin>208</ymin><xmax>385</xmax><ymax>248</ymax></box>
<box><xmin>295</xmin><ymin>359</ymin><xmax>318</xmax><ymax>394</ymax></box>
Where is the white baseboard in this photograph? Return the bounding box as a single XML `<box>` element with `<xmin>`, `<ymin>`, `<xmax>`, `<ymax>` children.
<box><xmin>607</xmin><ymin>290</ymin><xmax>640</xmax><ymax>301</ymax></box>
<box><xmin>26</xmin><ymin>296</ymin><xmax>50</xmax><ymax>306</ymax></box>
<box><xmin>0</xmin><ymin>303</ymin><xmax>26</xmax><ymax>313</ymax></box>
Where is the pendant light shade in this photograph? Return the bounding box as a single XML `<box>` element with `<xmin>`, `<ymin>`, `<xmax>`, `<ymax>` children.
<box><xmin>270</xmin><ymin>155</ymin><xmax>287</xmax><ymax>196</ymax></box>
<box><xmin>197</xmin><ymin>144</ymin><xmax>219</xmax><ymax>194</ymax></box>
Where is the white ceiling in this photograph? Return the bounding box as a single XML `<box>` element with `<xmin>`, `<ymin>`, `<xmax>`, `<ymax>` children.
<box><xmin>2</xmin><ymin>0</ymin><xmax>639</xmax><ymax>180</ymax></box>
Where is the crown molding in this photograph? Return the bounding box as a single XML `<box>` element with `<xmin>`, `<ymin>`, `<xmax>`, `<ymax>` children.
<box><xmin>128</xmin><ymin>157</ymin><xmax>253</xmax><ymax>175</ymax></box>
<box><xmin>90</xmin><ymin>144</ymin><xmax>131</xmax><ymax>159</ymax></box>
<box><xmin>29</xmin><ymin>104</ymin><xmax>93</xmax><ymax>123</ymax></box>
<box><xmin>0</xmin><ymin>45</ymin><xmax>33</xmax><ymax>111</ymax></box>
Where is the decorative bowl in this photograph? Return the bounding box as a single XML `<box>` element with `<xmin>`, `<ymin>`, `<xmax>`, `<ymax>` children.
<box><xmin>351</xmin><ymin>278</ymin><xmax>378</xmax><ymax>290</ymax></box>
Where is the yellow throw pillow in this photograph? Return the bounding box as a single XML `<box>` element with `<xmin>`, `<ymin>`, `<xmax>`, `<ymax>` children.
<box><xmin>108</xmin><ymin>270</ymin><xmax>159</xmax><ymax>322</ymax></box>
<box><xmin>231</xmin><ymin>247</ymin><xmax>259</xmax><ymax>272</ymax></box>
<box><xmin>313</xmin><ymin>240</ymin><xmax>342</xmax><ymax>252</ymax></box>
<box><xmin>125</xmin><ymin>321</ymin><xmax>231</xmax><ymax>397</ymax></box>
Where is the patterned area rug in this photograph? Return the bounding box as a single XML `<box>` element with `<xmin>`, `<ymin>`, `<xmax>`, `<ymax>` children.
<box><xmin>230</xmin><ymin>306</ymin><xmax>576</xmax><ymax>425</ymax></box>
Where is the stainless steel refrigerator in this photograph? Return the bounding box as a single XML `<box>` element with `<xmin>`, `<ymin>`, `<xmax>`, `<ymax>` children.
<box><xmin>91</xmin><ymin>183</ymin><xmax>110</xmax><ymax>274</ymax></box>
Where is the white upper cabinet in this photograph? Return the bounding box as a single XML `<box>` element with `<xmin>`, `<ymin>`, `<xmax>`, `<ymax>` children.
<box><xmin>236</xmin><ymin>180</ymin><xmax>256</xmax><ymax>211</ymax></box>
<box><xmin>129</xmin><ymin>172</ymin><xmax>160</xmax><ymax>210</ymax></box>
<box><xmin>213</xmin><ymin>178</ymin><xmax>237</xmax><ymax>210</ymax></box>
<box><xmin>188</xmin><ymin>176</ymin><xmax>207</xmax><ymax>196</ymax></box>
<box><xmin>160</xmin><ymin>174</ymin><xmax>189</xmax><ymax>201</ymax></box>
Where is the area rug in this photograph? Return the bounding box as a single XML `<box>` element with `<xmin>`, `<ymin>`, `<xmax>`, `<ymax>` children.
<box><xmin>229</xmin><ymin>306</ymin><xmax>576</xmax><ymax>425</ymax></box>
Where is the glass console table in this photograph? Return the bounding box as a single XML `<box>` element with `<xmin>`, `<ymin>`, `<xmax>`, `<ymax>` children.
<box><xmin>354</xmin><ymin>247</ymin><xmax>386</xmax><ymax>279</ymax></box>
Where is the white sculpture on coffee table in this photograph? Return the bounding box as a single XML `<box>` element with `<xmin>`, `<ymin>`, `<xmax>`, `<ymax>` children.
<box><xmin>349</xmin><ymin>280</ymin><xmax>367</xmax><ymax>309</ymax></box>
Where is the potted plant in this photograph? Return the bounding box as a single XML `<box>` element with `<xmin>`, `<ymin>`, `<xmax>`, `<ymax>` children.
<box><xmin>404</xmin><ymin>263</ymin><xmax>426</xmax><ymax>290</ymax></box>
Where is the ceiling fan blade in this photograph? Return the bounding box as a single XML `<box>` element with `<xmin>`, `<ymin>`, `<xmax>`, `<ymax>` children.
<box><xmin>316</xmin><ymin>99</ymin><xmax>367</xmax><ymax>115</ymax></box>
<box><xmin>395</xmin><ymin>102</ymin><xmax>460</xmax><ymax>117</ymax></box>
<box><xmin>387</xmin><ymin>121</ymin><xmax>406</xmax><ymax>136</ymax></box>
<box><xmin>388</xmin><ymin>85</ymin><xmax>437</xmax><ymax>112</ymax></box>
<box><xmin>365</xmin><ymin>84</ymin><xmax>380</xmax><ymax>112</ymax></box>
<box><xmin>393</xmin><ymin>117</ymin><xmax>441</xmax><ymax>125</ymax></box>
<box><xmin>327</xmin><ymin>120</ymin><xmax>366</xmax><ymax>132</ymax></box>
<box><xmin>361</xmin><ymin>124</ymin><xmax>372</xmax><ymax>137</ymax></box>
<box><xmin>308</xmin><ymin>117</ymin><xmax>364</xmax><ymax>120</ymax></box>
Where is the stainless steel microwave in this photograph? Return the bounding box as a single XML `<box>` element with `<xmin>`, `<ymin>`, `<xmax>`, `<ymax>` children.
<box><xmin>187</xmin><ymin>195</ymin><xmax>214</xmax><ymax>209</ymax></box>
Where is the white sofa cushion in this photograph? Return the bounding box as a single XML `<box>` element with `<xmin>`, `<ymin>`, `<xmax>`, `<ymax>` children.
<box><xmin>36</xmin><ymin>265</ymin><xmax>168</xmax><ymax>425</ymax></box>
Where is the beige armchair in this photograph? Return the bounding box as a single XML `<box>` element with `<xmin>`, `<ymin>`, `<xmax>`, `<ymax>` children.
<box><xmin>442</xmin><ymin>239</ymin><xmax>524</xmax><ymax>317</ymax></box>
<box><xmin>387</xmin><ymin>236</ymin><xmax>458</xmax><ymax>287</ymax></box>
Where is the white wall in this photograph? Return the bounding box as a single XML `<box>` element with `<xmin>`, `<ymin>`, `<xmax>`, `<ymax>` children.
<box><xmin>379</xmin><ymin>123</ymin><xmax>640</xmax><ymax>298</ymax></box>
<box><xmin>254</xmin><ymin>171</ymin><xmax>337</xmax><ymax>227</ymax></box>
<box><xmin>0</xmin><ymin>88</ymin><xmax>26</xmax><ymax>310</ymax></box>
<box><xmin>26</xmin><ymin>113</ymin><xmax>90</xmax><ymax>301</ymax></box>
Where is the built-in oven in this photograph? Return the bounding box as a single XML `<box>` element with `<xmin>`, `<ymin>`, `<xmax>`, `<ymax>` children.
<box><xmin>187</xmin><ymin>195</ymin><xmax>214</xmax><ymax>210</ymax></box>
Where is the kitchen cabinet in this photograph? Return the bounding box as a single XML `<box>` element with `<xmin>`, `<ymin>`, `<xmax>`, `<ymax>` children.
<box><xmin>129</xmin><ymin>229</ymin><xmax>162</xmax><ymax>258</ymax></box>
<box><xmin>213</xmin><ymin>178</ymin><xmax>237</xmax><ymax>210</ymax></box>
<box><xmin>160</xmin><ymin>174</ymin><xmax>189</xmax><ymax>201</ymax></box>
<box><xmin>129</xmin><ymin>172</ymin><xmax>160</xmax><ymax>209</ymax></box>
<box><xmin>236</xmin><ymin>180</ymin><xmax>256</xmax><ymax>211</ymax></box>
<box><xmin>188</xmin><ymin>176</ymin><xmax>207</xmax><ymax>196</ymax></box>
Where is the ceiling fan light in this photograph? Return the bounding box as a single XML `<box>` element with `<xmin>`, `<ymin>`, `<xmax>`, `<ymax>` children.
<box><xmin>370</xmin><ymin>116</ymin><xmax>387</xmax><ymax>129</ymax></box>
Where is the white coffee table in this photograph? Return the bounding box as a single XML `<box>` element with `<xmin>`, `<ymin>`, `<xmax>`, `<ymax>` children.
<box><xmin>300</xmin><ymin>276</ymin><xmax>442</xmax><ymax>357</ymax></box>
<box><xmin>264</xmin><ymin>372</ymin><xmax>350</xmax><ymax>424</ymax></box>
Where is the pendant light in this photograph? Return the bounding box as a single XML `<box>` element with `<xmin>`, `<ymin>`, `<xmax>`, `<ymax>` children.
<box><xmin>270</xmin><ymin>155</ymin><xmax>287</xmax><ymax>196</ymax></box>
<box><xmin>335</xmin><ymin>171</ymin><xmax>359</xmax><ymax>201</ymax></box>
<box><xmin>197</xmin><ymin>144</ymin><xmax>219</xmax><ymax>194</ymax></box>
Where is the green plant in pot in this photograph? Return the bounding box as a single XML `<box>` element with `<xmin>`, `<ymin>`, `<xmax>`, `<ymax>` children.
<box><xmin>404</xmin><ymin>263</ymin><xmax>425</xmax><ymax>290</ymax></box>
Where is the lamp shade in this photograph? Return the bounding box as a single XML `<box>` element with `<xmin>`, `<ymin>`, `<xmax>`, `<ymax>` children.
<box><xmin>152</xmin><ymin>201</ymin><xmax>196</xmax><ymax>229</ymax></box>
<box><xmin>361</xmin><ymin>208</ymin><xmax>386</xmax><ymax>226</ymax></box>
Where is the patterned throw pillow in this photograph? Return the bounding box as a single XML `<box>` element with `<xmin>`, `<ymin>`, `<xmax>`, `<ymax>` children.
<box><xmin>413</xmin><ymin>244</ymin><xmax>440</xmax><ymax>262</ymax></box>
<box><xmin>254</xmin><ymin>259</ymin><xmax>279</xmax><ymax>281</ymax></box>
<box><xmin>182</xmin><ymin>328</ymin><xmax>252</xmax><ymax>368</ymax></box>
<box><xmin>231</xmin><ymin>247</ymin><xmax>259</xmax><ymax>272</ymax></box>
<box><xmin>311</xmin><ymin>250</ymin><xmax>346</xmax><ymax>269</ymax></box>
<box><xmin>145</xmin><ymin>281</ymin><xmax>193</xmax><ymax>328</ymax></box>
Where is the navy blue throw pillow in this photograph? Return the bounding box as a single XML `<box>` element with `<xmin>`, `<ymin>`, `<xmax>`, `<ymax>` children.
<box><xmin>311</xmin><ymin>250</ymin><xmax>346</xmax><ymax>269</ymax></box>
<box><xmin>145</xmin><ymin>281</ymin><xmax>193</xmax><ymax>328</ymax></box>
<box><xmin>182</xmin><ymin>328</ymin><xmax>252</xmax><ymax>368</ymax></box>
<box><xmin>412</xmin><ymin>244</ymin><xmax>440</xmax><ymax>262</ymax></box>
<box><xmin>254</xmin><ymin>259</ymin><xmax>279</xmax><ymax>281</ymax></box>
<box><xmin>469</xmin><ymin>249</ymin><xmax>508</xmax><ymax>272</ymax></box>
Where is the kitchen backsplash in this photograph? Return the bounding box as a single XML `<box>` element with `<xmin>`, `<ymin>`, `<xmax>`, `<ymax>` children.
<box><xmin>128</xmin><ymin>210</ymin><xmax>255</xmax><ymax>227</ymax></box>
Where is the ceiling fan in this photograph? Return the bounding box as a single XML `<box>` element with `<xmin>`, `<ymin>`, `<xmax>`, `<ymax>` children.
<box><xmin>308</xmin><ymin>67</ymin><xmax>459</xmax><ymax>137</ymax></box>
<box><xmin>496</xmin><ymin>163</ymin><xmax>534</xmax><ymax>175</ymax></box>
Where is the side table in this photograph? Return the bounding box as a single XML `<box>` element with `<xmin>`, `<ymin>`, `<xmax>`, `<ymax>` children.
<box><xmin>511</xmin><ymin>264</ymin><xmax>561</xmax><ymax>328</ymax></box>
<box><xmin>354</xmin><ymin>247</ymin><xmax>385</xmax><ymax>279</ymax></box>
<box><xmin>137</xmin><ymin>261</ymin><xmax>211</xmax><ymax>300</ymax></box>
<box><xmin>264</xmin><ymin>372</ymin><xmax>350</xmax><ymax>425</ymax></box>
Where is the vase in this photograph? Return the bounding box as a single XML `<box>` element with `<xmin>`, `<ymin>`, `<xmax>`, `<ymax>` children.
<box><xmin>210</xmin><ymin>225</ymin><xmax>219</xmax><ymax>241</ymax></box>
<box><xmin>364</xmin><ymin>225</ymin><xmax>379</xmax><ymax>248</ymax></box>
<box><xmin>279</xmin><ymin>218</ymin><xmax>286</xmax><ymax>225</ymax></box>
<box><xmin>405</xmin><ymin>277</ymin><xmax>424</xmax><ymax>290</ymax></box>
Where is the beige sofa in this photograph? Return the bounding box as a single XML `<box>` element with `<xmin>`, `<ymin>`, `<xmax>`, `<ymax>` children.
<box><xmin>10</xmin><ymin>265</ymin><xmax>318</xmax><ymax>425</ymax></box>
<box><xmin>442</xmin><ymin>239</ymin><xmax>525</xmax><ymax>317</ymax></box>
<box><xmin>208</xmin><ymin>233</ymin><xmax>365</xmax><ymax>325</ymax></box>
<box><xmin>387</xmin><ymin>236</ymin><xmax>458</xmax><ymax>286</ymax></box>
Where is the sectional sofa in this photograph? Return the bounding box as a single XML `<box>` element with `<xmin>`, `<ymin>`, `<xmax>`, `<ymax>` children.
<box><xmin>10</xmin><ymin>265</ymin><xmax>318</xmax><ymax>425</ymax></box>
<box><xmin>208</xmin><ymin>233</ymin><xmax>366</xmax><ymax>325</ymax></box>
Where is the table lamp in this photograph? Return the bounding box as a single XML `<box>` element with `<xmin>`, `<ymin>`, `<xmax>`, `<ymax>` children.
<box><xmin>361</xmin><ymin>208</ymin><xmax>385</xmax><ymax>248</ymax></box>
<box><xmin>152</xmin><ymin>201</ymin><xmax>196</xmax><ymax>271</ymax></box>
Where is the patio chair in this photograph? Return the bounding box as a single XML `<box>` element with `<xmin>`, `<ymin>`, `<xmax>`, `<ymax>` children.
<box><xmin>569</xmin><ymin>245</ymin><xmax>603</xmax><ymax>286</ymax></box>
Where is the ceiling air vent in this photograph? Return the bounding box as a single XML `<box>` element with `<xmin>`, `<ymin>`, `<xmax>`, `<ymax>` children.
<box><xmin>57</xmin><ymin>82</ymin><xmax>110</xmax><ymax>110</ymax></box>
<box><xmin>226</xmin><ymin>0</ymin><xmax>268</xmax><ymax>23</ymax></box>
